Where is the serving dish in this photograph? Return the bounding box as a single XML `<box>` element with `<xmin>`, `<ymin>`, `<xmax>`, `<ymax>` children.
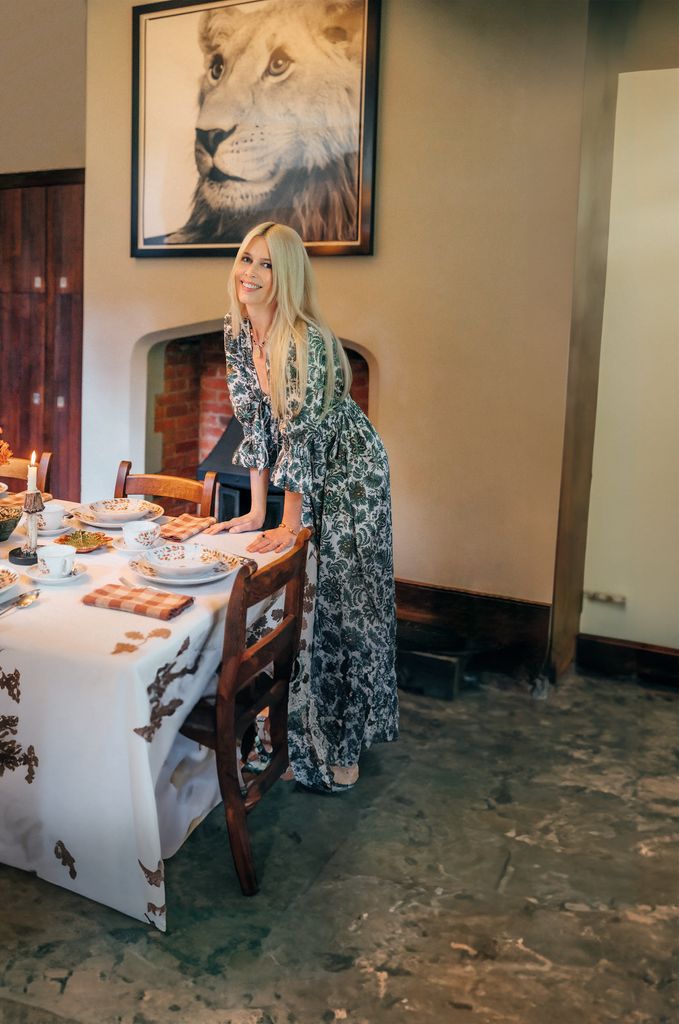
<box><xmin>55</xmin><ymin>530</ymin><xmax>113</xmax><ymax>554</ymax></box>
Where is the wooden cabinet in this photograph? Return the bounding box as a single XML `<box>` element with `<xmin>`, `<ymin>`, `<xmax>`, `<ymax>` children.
<box><xmin>0</xmin><ymin>188</ymin><xmax>47</xmax><ymax>294</ymax></box>
<box><xmin>0</xmin><ymin>176</ymin><xmax>83</xmax><ymax>500</ymax></box>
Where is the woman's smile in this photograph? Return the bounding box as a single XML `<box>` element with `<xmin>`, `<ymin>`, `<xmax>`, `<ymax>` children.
<box><xmin>236</xmin><ymin>235</ymin><xmax>274</xmax><ymax>306</ymax></box>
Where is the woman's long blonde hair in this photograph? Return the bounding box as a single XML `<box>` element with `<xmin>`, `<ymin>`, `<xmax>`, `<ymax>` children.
<box><xmin>228</xmin><ymin>222</ymin><xmax>351</xmax><ymax>420</ymax></box>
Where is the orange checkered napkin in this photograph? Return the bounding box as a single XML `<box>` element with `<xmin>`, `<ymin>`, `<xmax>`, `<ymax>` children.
<box><xmin>159</xmin><ymin>513</ymin><xmax>216</xmax><ymax>541</ymax></box>
<box><xmin>82</xmin><ymin>583</ymin><xmax>194</xmax><ymax>620</ymax></box>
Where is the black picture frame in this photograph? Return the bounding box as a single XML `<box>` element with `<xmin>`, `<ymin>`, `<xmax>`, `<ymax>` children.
<box><xmin>131</xmin><ymin>0</ymin><xmax>380</xmax><ymax>258</ymax></box>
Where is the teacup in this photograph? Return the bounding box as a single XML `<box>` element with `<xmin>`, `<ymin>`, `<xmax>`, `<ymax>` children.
<box><xmin>122</xmin><ymin>520</ymin><xmax>161</xmax><ymax>550</ymax></box>
<box><xmin>38</xmin><ymin>502</ymin><xmax>66</xmax><ymax>531</ymax></box>
<box><xmin>38</xmin><ymin>543</ymin><xmax>75</xmax><ymax>578</ymax></box>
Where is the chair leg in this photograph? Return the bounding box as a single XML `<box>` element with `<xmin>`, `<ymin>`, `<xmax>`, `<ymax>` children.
<box><xmin>224</xmin><ymin>796</ymin><xmax>258</xmax><ymax>896</ymax></box>
<box><xmin>216</xmin><ymin>756</ymin><xmax>258</xmax><ymax>896</ymax></box>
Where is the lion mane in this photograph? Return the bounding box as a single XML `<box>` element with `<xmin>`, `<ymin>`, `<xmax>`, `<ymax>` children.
<box><xmin>167</xmin><ymin>0</ymin><xmax>365</xmax><ymax>245</ymax></box>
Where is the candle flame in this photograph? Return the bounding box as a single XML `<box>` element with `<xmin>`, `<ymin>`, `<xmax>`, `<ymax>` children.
<box><xmin>30</xmin><ymin>451</ymin><xmax>37</xmax><ymax>465</ymax></box>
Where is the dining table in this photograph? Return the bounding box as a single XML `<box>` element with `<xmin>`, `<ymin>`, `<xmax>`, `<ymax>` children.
<box><xmin>0</xmin><ymin>496</ymin><xmax>315</xmax><ymax>931</ymax></box>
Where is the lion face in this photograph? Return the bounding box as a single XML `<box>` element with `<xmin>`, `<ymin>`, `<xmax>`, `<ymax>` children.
<box><xmin>193</xmin><ymin>0</ymin><xmax>364</xmax><ymax>216</ymax></box>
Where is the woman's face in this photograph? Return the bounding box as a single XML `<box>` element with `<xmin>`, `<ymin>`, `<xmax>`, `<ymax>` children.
<box><xmin>235</xmin><ymin>234</ymin><xmax>275</xmax><ymax>312</ymax></box>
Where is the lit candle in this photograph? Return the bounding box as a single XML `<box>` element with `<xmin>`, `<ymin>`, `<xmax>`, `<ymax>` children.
<box><xmin>27</xmin><ymin>451</ymin><xmax>38</xmax><ymax>492</ymax></box>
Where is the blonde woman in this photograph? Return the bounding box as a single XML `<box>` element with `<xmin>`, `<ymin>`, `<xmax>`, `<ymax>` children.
<box><xmin>206</xmin><ymin>222</ymin><xmax>398</xmax><ymax>792</ymax></box>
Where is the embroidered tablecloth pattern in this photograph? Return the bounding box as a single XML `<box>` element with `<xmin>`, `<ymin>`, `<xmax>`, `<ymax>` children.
<box><xmin>0</xmin><ymin>517</ymin><xmax>315</xmax><ymax>931</ymax></box>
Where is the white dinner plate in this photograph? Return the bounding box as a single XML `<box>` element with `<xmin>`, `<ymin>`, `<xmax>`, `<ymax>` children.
<box><xmin>73</xmin><ymin>503</ymin><xmax>164</xmax><ymax>530</ymax></box>
<box><xmin>0</xmin><ymin>568</ymin><xmax>19</xmax><ymax>595</ymax></box>
<box><xmin>128</xmin><ymin>554</ymin><xmax>239</xmax><ymax>587</ymax></box>
<box><xmin>26</xmin><ymin>562</ymin><xmax>88</xmax><ymax>586</ymax></box>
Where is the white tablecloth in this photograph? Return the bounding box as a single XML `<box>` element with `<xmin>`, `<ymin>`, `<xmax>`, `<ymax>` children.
<box><xmin>0</xmin><ymin>507</ymin><xmax>314</xmax><ymax>930</ymax></box>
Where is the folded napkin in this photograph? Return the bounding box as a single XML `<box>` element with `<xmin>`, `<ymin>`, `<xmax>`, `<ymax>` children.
<box><xmin>82</xmin><ymin>583</ymin><xmax>194</xmax><ymax>620</ymax></box>
<box><xmin>159</xmin><ymin>513</ymin><xmax>216</xmax><ymax>542</ymax></box>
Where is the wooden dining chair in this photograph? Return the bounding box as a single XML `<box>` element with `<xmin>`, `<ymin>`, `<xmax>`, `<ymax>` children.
<box><xmin>179</xmin><ymin>527</ymin><xmax>312</xmax><ymax>895</ymax></box>
<box><xmin>114</xmin><ymin>461</ymin><xmax>218</xmax><ymax>517</ymax></box>
<box><xmin>0</xmin><ymin>451</ymin><xmax>52</xmax><ymax>493</ymax></box>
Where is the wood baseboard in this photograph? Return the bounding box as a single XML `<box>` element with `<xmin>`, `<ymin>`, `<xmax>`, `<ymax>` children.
<box><xmin>576</xmin><ymin>634</ymin><xmax>679</xmax><ymax>689</ymax></box>
<box><xmin>395</xmin><ymin>579</ymin><xmax>551</xmax><ymax>674</ymax></box>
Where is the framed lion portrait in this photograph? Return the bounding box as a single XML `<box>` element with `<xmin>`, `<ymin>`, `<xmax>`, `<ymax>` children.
<box><xmin>131</xmin><ymin>0</ymin><xmax>381</xmax><ymax>257</ymax></box>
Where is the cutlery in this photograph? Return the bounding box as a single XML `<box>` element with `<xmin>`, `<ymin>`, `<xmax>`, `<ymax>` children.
<box><xmin>0</xmin><ymin>589</ymin><xmax>41</xmax><ymax>617</ymax></box>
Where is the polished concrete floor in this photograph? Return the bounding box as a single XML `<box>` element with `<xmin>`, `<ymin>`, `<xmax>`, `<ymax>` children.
<box><xmin>1</xmin><ymin>670</ymin><xmax>678</xmax><ymax>1024</ymax></box>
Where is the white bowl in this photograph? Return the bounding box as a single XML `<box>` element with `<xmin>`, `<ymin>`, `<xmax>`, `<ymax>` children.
<box><xmin>89</xmin><ymin>498</ymin><xmax>148</xmax><ymax>523</ymax></box>
<box><xmin>144</xmin><ymin>543</ymin><xmax>216</xmax><ymax>578</ymax></box>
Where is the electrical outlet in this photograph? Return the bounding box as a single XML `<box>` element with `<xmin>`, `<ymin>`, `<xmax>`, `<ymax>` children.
<box><xmin>583</xmin><ymin>590</ymin><xmax>627</xmax><ymax>607</ymax></box>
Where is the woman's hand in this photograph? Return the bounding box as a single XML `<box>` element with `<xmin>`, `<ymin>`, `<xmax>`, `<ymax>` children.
<box><xmin>204</xmin><ymin>512</ymin><xmax>265</xmax><ymax>535</ymax></box>
<box><xmin>246</xmin><ymin>525</ymin><xmax>296</xmax><ymax>554</ymax></box>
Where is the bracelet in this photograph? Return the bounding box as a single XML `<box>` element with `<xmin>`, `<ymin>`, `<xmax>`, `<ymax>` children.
<box><xmin>279</xmin><ymin>521</ymin><xmax>300</xmax><ymax>537</ymax></box>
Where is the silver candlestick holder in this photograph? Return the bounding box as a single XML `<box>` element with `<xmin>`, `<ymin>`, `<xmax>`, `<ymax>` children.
<box><xmin>8</xmin><ymin>490</ymin><xmax>44</xmax><ymax>566</ymax></box>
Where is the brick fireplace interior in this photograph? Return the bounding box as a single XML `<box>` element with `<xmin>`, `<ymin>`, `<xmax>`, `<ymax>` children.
<box><xmin>152</xmin><ymin>330</ymin><xmax>369</xmax><ymax>514</ymax></box>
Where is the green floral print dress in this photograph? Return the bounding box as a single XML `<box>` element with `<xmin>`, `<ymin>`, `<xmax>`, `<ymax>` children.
<box><xmin>224</xmin><ymin>314</ymin><xmax>399</xmax><ymax>791</ymax></box>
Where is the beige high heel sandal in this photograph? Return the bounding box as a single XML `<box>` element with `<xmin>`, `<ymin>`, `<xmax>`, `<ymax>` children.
<box><xmin>330</xmin><ymin>764</ymin><xmax>359</xmax><ymax>790</ymax></box>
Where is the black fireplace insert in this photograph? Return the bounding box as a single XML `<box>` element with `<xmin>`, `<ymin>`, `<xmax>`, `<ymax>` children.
<box><xmin>197</xmin><ymin>418</ymin><xmax>284</xmax><ymax>529</ymax></box>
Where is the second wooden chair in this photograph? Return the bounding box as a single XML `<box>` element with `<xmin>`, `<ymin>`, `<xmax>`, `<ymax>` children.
<box><xmin>114</xmin><ymin>461</ymin><xmax>217</xmax><ymax>518</ymax></box>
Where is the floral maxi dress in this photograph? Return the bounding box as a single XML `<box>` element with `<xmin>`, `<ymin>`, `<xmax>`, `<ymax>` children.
<box><xmin>224</xmin><ymin>315</ymin><xmax>399</xmax><ymax>790</ymax></box>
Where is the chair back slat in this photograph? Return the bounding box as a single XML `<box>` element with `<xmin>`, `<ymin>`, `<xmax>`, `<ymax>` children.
<box><xmin>245</xmin><ymin>543</ymin><xmax>308</xmax><ymax>608</ymax></box>
<box><xmin>234</xmin><ymin>616</ymin><xmax>297</xmax><ymax>692</ymax></box>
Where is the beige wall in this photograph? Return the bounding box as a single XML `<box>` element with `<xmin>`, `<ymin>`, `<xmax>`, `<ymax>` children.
<box><xmin>582</xmin><ymin>69</ymin><xmax>679</xmax><ymax>648</ymax></box>
<box><xmin>0</xmin><ymin>0</ymin><xmax>86</xmax><ymax>173</ymax></box>
<box><xmin>83</xmin><ymin>0</ymin><xmax>587</xmax><ymax>601</ymax></box>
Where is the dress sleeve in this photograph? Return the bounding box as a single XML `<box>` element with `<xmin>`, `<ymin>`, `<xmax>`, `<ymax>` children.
<box><xmin>224</xmin><ymin>316</ymin><xmax>278</xmax><ymax>471</ymax></box>
<box><xmin>270</xmin><ymin>326</ymin><xmax>328</xmax><ymax>493</ymax></box>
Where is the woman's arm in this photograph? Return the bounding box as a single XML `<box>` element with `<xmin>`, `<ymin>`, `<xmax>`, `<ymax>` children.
<box><xmin>243</xmin><ymin>328</ymin><xmax>327</xmax><ymax>553</ymax></box>
<box><xmin>204</xmin><ymin>468</ymin><xmax>269</xmax><ymax>534</ymax></box>
<box><xmin>245</xmin><ymin>488</ymin><xmax>302</xmax><ymax>553</ymax></box>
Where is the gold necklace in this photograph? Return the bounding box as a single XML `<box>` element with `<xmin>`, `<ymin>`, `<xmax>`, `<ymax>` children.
<box><xmin>250</xmin><ymin>324</ymin><xmax>269</xmax><ymax>353</ymax></box>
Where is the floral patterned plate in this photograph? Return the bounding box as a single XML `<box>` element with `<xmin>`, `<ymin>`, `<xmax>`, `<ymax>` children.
<box><xmin>17</xmin><ymin>520</ymin><xmax>71</xmax><ymax>537</ymax></box>
<box><xmin>111</xmin><ymin>536</ymin><xmax>162</xmax><ymax>554</ymax></box>
<box><xmin>144</xmin><ymin>543</ymin><xmax>233</xmax><ymax>578</ymax></box>
<box><xmin>0</xmin><ymin>568</ymin><xmax>19</xmax><ymax>596</ymax></box>
<box><xmin>73</xmin><ymin>501</ymin><xmax>164</xmax><ymax>529</ymax></box>
<box><xmin>129</xmin><ymin>547</ymin><xmax>243</xmax><ymax>586</ymax></box>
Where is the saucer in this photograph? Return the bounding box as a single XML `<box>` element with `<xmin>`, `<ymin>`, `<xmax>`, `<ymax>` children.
<box><xmin>112</xmin><ymin>536</ymin><xmax>162</xmax><ymax>554</ymax></box>
<box><xmin>18</xmin><ymin>521</ymin><xmax>71</xmax><ymax>538</ymax></box>
<box><xmin>26</xmin><ymin>563</ymin><xmax>87</xmax><ymax>586</ymax></box>
<box><xmin>39</xmin><ymin>523</ymin><xmax>71</xmax><ymax>537</ymax></box>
